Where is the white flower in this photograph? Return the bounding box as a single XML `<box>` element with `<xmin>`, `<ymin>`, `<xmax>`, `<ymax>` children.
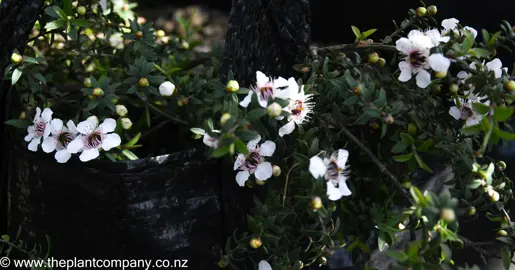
<box><xmin>116</xmin><ymin>105</ymin><xmax>128</xmax><ymax>116</ymax></box>
<box><xmin>67</xmin><ymin>118</ymin><xmax>122</xmax><ymax>162</ymax></box>
<box><xmin>24</xmin><ymin>107</ymin><xmax>53</xmax><ymax>152</ymax></box>
<box><xmin>87</xmin><ymin>115</ymin><xmax>99</xmax><ymax>125</ymax></box>
<box><xmin>424</xmin><ymin>29</ymin><xmax>450</xmax><ymax>46</ymax></box>
<box><xmin>109</xmin><ymin>33</ymin><xmax>124</xmax><ymax>49</ymax></box>
<box><xmin>233</xmin><ymin>135</ymin><xmax>276</xmax><ymax>187</ymax></box>
<box><xmin>309</xmin><ymin>149</ymin><xmax>352</xmax><ymax>201</ymax></box>
<box><xmin>258</xmin><ymin>260</ymin><xmax>272</xmax><ymax>270</ymax></box>
<box><xmin>99</xmin><ymin>0</ymin><xmax>108</xmax><ymax>12</ymax></box>
<box><xmin>485</xmin><ymin>58</ymin><xmax>508</xmax><ymax>79</ymax></box>
<box><xmin>203</xmin><ymin>130</ymin><xmax>220</xmax><ymax>148</ymax></box>
<box><xmin>441</xmin><ymin>18</ymin><xmax>460</xmax><ymax>36</ymax></box>
<box><xmin>278</xmin><ymin>86</ymin><xmax>315</xmax><ymax>137</ymax></box>
<box><xmin>463</xmin><ymin>26</ymin><xmax>478</xmax><ymax>39</ymax></box>
<box><xmin>239</xmin><ymin>71</ymin><xmax>297</xmax><ymax>108</ymax></box>
<box><xmin>448</xmin><ymin>98</ymin><xmax>491</xmax><ymax>127</ymax></box>
<box><xmin>396</xmin><ymin>31</ymin><xmax>450</xmax><ymax>88</ymax></box>
<box><xmin>159</xmin><ymin>81</ymin><xmax>176</xmax><ymax>96</ymax></box>
<box><xmin>41</xmin><ymin>119</ymin><xmax>79</xmax><ymax>163</ymax></box>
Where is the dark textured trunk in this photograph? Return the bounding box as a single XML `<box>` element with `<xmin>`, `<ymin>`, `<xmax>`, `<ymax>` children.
<box><xmin>0</xmin><ymin>0</ymin><xmax>45</xmax><ymax>234</ymax></box>
<box><xmin>220</xmin><ymin>0</ymin><xmax>311</xmax><ymax>87</ymax></box>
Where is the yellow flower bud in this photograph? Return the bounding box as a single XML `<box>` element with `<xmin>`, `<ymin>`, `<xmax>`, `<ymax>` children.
<box><xmin>377</xmin><ymin>57</ymin><xmax>386</xmax><ymax>67</ymax></box>
<box><xmin>497</xmin><ymin>161</ymin><xmax>507</xmax><ymax>171</ymax></box>
<box><xmin>121</xmin><ymin>118</ymin><xmax>132</xmax><ymax>130</ymax></box>
<box><xmin>93</xmin><ymin>87</ymin><xmax>104</xmax><ymax>97</ymax></box>
<box><xmin>416</xmin><ymin>7</ymin><xmax>427</xmax><ymax>17</ymax></box>
<box><xmin>135</xmin><ymin>31</ymin><xmax>143</xmax><ymax>39</ymax></box>
<box><xmin>116</xmin><ymin>105</ymin><xmax>128</xmax><ymax>117</ymax></box>
<box><xmin>272</xmin><ymin>165</ymin><xmax>281</xmax><ymax>177</ymax></box>
<box><xmin>309</xmin><ymin>196</ymin><xmax>323</xmax><ymax>211</ymax></box>
<box><xmin>449</xmin><ymin>84</ymin><xmax>459</xmax><ymax>94</ymax></box>
<box><xmin>427</xmin><ymin>5</ymin><xmax>437</xmax><ymax>15</ymax></box>
<box><xmin>139</xmin><ymin>77</ymin><xmax>149</xmax><ymax>87</ymax></box>
<box><xmin>225</xmin><ymin>80</ymin><xmax>239</xmax><ymax>93</ymax></box>
<box><xmin>220</xmin><ymin>113</ymin><xmax>232</xmax><ymax>126</ymax></box>
<box><xmin>435</xmin><ymin>70</ymin><xmax>447</xmax><ymax>79</ymax></box>
<box><xmin>384</xmin><ymin>114</ymin><xmax>394</xmax><ymax>124</ymax></box>
<box><xmin>84</xmin><ymin>78</ymin><xmax>93</xmax><ymax>88</ymax></box>
<box><xmin>267</xmin><ymin>102</ymin><xmax>282</xmax><ymax>118</ymax></box>
<box><xmin>249</xmin><ymin>237</ymin><xmax>262</xmax><ymax>249</ymax></box>
<box><xmin>77</xmin><ymin>6</ymin><xmax>86</xmax><ymax>15</ymax></box>
<box><xmin>440</xmin><ymin>208</ymin><xmax>456</xmax><ymax>222</ymax></box>
<box><xmin>156</xmin><ymin>29</ymin><xmax>166</xmax><ymax>38</ymax></box>
<box><xmin>11</xmin><ymin>53</ymin><xmax>23</xmax><ymax>64</ymax></box>
<box><xmin>467</xmin><ymin>206</ymin><xmax>476</xmax><ymax>216</ymax></box>
<box><xmin>505</xmin><ymin>80</ymin><xmax>515</xmax><ymax>92</ymax></box>
<box><xmin>368</xmin><ymin>52</ymin><xmax>379</xmax><ymax>64</ymax></box>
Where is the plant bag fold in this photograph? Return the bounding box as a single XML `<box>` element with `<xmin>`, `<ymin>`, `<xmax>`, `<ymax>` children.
<box><xmin>5</xmin><ymin>143</ymin><xmax>223</xmax><ymax>269</ymax></box>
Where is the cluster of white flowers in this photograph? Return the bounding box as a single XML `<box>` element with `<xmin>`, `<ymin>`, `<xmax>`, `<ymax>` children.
<box><xmin>199</xmin><ymin>71</ymin><xmax>352</xmax><ymax>203</ymax></box>
<box><xmin>25</xmin><ymin>107</ymin><xmax>121</xmax><ymax>163</ymax></box>
<box><xmin>448</xmin><ymin>58</ymin><xmax>507</xmax><ymax>127</ymax></box>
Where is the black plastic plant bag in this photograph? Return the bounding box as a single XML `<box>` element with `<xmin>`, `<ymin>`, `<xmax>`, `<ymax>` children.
<box><xmin>5</xmin><ymin>143</ymin><xmax>223</xmax><ymax>269</ymax></box>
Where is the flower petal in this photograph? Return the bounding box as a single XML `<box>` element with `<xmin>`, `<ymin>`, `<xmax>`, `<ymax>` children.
<box><xmin>442</xmin><ymin>18</ymin><xmax>459</xmax><ymax>30</ymax></box>
<box><xmin>256</xmin><ymin>71</ymin><xmax>270</xmax><ymax>86</ymax></box>
<box><xmin>309</xmin><ymin>156</ymin><xmax>327</xmax><ymax>179</ymax></box>
<box><xmin>395</xmin><ymin>38</ymin><xmax>412</xmax><ymax>54</ymax></box>
<box><xmin>66</xmin><ymin>120</ymin><xmax>79</xmax><ymax>134</ymax></box>
<box><xmin>259</xmin><ymin>141</ymin><xmax>276</xmax><ymax>157</ymax></box>
<box><xmin>55</xmin><ymin>149</ymin><xmax>72</xmax><ymax>163</ymax></box>
<box><xmin>278</xmin><ymin>120</ymin><xmax>296</xmax><ymax>137</ymax></box>
<box><xmin>76</xmin><ymin>120</ymin><xmax>97</xmax><ymax>135</ymax></box>
<box><xmin>463</xmin><ymin>26</ymin><xmax>478</xmax><ymax>39</ymax></box>
<box><xmin>28</xmin><ymin>138</ymin><xmax>41</xmax><ymax>152</ymax></box>
<box><xmin>338</xmin><ymin>179</ymin><xmax>352</xmax><ymax>197</ymax></box>
<box><xmin>41</xmin><ymin>108</ymin><xmax>53</xmax><ymax>122</ymax></box>
<box><xmin>34</xmin><ymin>107</ymin><xmax>42</xmax><ymax>120</ymax></box>
<box><xmin>258</xmin><ymin>260</ymin><xmax>272</xmax><ymax>270</ymax></box>
<box><xmin>234</xmin><ymin>154</ymin><xmax>246</xmax><ymax>170</ymax></box>
<box><xmin>398</xmin><ymin>61</ymin><xmax>412</xmax><ymax>82</ymax></box>
<box><xmin>239</xmin><ymin>92</ymin><xmax>253</xmax><ymax>108</ymax></box>
<box><xmin>255</xmin><ymin>162</ymin><xmax>273</xmax><ymax>181</ymax></box>
<box><xmin>203</xmin><ymin>133</ymin><xmax>218</xmax><ymax>148</ymax></box>
<box><xmin>101</xmin><ymin>133</ymin><xmax>121</xmax><ymax>151</ymax></box>
<box><xmin>24</xmin><ymin>128</ymin><xmax>34</xmax><ymax>142</ymax></box>
<box><xmin>67</xmin><ymin>136</ymin><xmax>85</xmax><ymax>153</ymax></box>
<box><xmin>336</xmin><ymin>149</ymin><xmax>349</xmax><ymax>169</ymax></box>
<box><xmin>43</xmin><ymin>123</ymin><xmax>52</xmax><ymax>138</ymax></box>
<box><xmin>51</xmin><ymin>119</ymin><xmax>63</xmax><ymax>133</ymax></box>
<box><xmin>465</xmin><ymin>118</ymin><xmax>480</xmax><ymax>127</ymax></box>
<box><xmin>99</xmin><ymin>118</ymin><xmax>117</xmax><ymax>133</ymax></box>
<box><xmin>428</xmin><ymin>53</ymin><xmax>451</xmax><ymax>72</ymax></box>
<box><xmin>448</xmin><ymin>106</ymin><xmax>462</xmax><ymax>120</ymax></box>
<box><xmin>415</xmin><ymin>69</ymin><xmax>432</xmax><ymax>88</ymax></box>
<box><xmin>486</xmin><ymin>58</ymin><xmax>502</xmax><ymax>71</ymax></box>
<box><xmin>326</xmin><ymin>182</ymin><xmax>343</xmax><ymax>201</ymax></box>
<box><xmin>457</xmin><ymin>71</ymin><xmax>470</xmax><ymax>80</ymax></box>
<box><xmin>79</xmin><ymin>148</ymin><xmax>100</xmax><ymax>162</ymax></box>
<box><xmin>42</xmin><ymin>137</ymin><xmax>58</xmax><ymax>153</ymax></box>
<box><xmin>247</xmin><ymin>135</ymin><xmax>262</xmax><ymax>151</ymax></box>
<box><xmin>235</xmin><ymin>170</ymin><xmax>251</xmax><ymax>187</ymax></box>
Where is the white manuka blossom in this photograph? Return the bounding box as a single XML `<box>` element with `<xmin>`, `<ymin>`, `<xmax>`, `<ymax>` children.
<box><xmin>67</xmin><ymin>118</ymin><xmax>121</xmax><ymax>162</ymax></box>
<box><xmin>396</xmin><ymin>30</ymin><xmax>450</xmax><ymax>88</ymax></box>
<box><xmin>449</xmin><ymin>97</ymin><xmax>491</xmax><ymax>127</ymax></box>
<box><xmin>203</xmin><ymin>130</ymin><xmax>220</xmax><ymax>148</ymax></box>
<box><xmin>309</xmin><ymin>149</ymin><xmax>352</xmax><ymax>201</ymax></box>
<box><xmin>24</xmin><ymin>107</ymin><xmax>53</xmax><ymax>152</ymax></box>
<box><xmin>233</xmin><ymin>135</ymin><xmax>276</xmax><ymax>187</ymax></box>
<box><xmin>441</xmin><ymin>18</ymin><xmax>460</xmax><ymax>36</ymax></box>
<box><xmin>258</xmin><ymin>260</ymin><xmax>272</xmax><ymax>270</ymax></box>
<box><xmin>278</xmin><ymin>85</ymin><xmax>315</xmax><ymax>137</ymax></box>
<box><xmin>485</xmin><ymin>58</ymin><xmax>508</xmax><ymax>79</ymax></box>
<box><xmin>424</xmin><ymin>29</ymin><xmax>450</xmax><ymax>46</ymax></box>
<box><xmin>240</xmin><ymin>71</ymin><xmax>297</xmax><ymax>108</ymax></box>
<box><xmin>42</xmin><ymin>119</ymin><xmax>79</xmax><ymax>163</ymax></box>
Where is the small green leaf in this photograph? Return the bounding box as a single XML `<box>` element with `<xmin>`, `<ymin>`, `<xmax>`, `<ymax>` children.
<box><xmin>45</xmin><ymin>19</ymin><xmax>66</xmax><ymax>31</ymax></box>
<box><xmin>343</xmin><ymin>96</ymin><xmax>360</xmax><ymax>107</ymax></box>
<box><xmin>469</xmin><ymin>48</ymin><xmax>490</xmax><ymax>58</ymax></box>
<box><xmin>22</xmin><ymin>57</ymin><xmax>39</xmax><ymax>64</ymax></box>
<box><xmin>70</xmin><ymin>19</ymin><xmax>91</xmax><ymax>27</ymax></box>
<box><xmin>236</xmin><ymin>130</ymin><xmax>260</xmax><ymax>141</ymax></box>
<box><xmin>212</xmin><ymin>145</ymin><xmax>230</xmax><ymax>158</ymax></box>
<box><xmin>410</xmin><ymin>186</ymin><xmax>429</xmax><ymax>206</ymax></box>
<box><xmin>364</xmin><ymin>107</ymin><xmax>381</xmax><ymax>118</ymax></box>
<box><xmin>190</xmin><ymin>128</ymin><xmax>205</xmax><ymax>136</ymax></box>
<box><xmin>86</xmin><ymin>100</ymin><xmax>100</xmax><ymax>111</ymax></box>
<box><xmin>5</xmin><ymin>119</ymin><xmax>32</xmax><ymax>129</ymax></box>
<box><xmin>11</xmin><ymin>68</ymin><xmax>23</xmax><ymax>85</ymax></box>
<box><xmin>45</xmin><ymin>6</ymin><xmax>66</xmax><ymax>19</ymax></box>
<box><xmin>392</xmin><ymin>141</ymin><xmax>408</xmax><ymax>153</ymax></box>
<box><xmin>482</xmin><ymin>29</ymin><xmax>490</xmax><ymax>43</ymax></box>
<box><xmin>467</xmin><ymin>179</ymin><xmax>483</xmax><ymax>189</ymax></box>
<box><xmin>372</xmin><ymin>89</ymin><xmax>386</xmax><ymax>108</ymax></box>
<box><xmin>124</xmin><ymin>132</ymin><xmax>141</xmax><ymax>147</ymax></box>
<box><xmin>309</xmin><ymin>138</ymin><xmax>319</xmax><ymax>157</ymax></box>
<box><xmin>400</xmin><ymin>133</ymin><xmax>414</xmax><ymax>145</ymax></box>
<box><xmin>502</xmin><ymin>247</ymin><xmax>511</xmax><ymax>270</ymax></box>
<box><xmin>472</xmin><ymin>102</ymin><xmax>490</xmax><ymax>115</ymax></box>
<box><xmin>121</xmin><ymin>149</ymin><xmax>139</xmax><ymax>160</ymax></box>
<box><xmin>351</xmin><ymin>26</ymin><xmax>361</xmax><ymax>39</ymax></box>
<box><xmin>247</xmin><ymin>109</ymin><xmax>267</xmax><ymax>121</ymax></box>
<box><xmin>361</xmin><ymin>29</ymin><xmax>377</xmax><ymax>39</ymax></box>
<box><xmin>234</xmin><ymin>139</ymin><xmax>249</xmax><ymax>155</ymax></box>
<box><xmin>494</xmin><ymin>106</ymin><xmax>514</xmax><ymax>122</ymax></box>
<box><xmin>386</xmin><ymin>250</ymin><xmax>409</xmax><ymax>262</ymax></box>
<box><xmin>460</xmin><ymin>124</ymin><xmax>482</xmax><ymax>136</ymax></box>
<box><xmin>393</xmin><ymin>153</ymin><xmax>414</xmax><ymax>162</ymax></box>
<box><xmin>416</xmin><ymin>139</ymin><xmax>434</xmax><ymax>152</ymax></box>
<box><xmin>495</xmin><ymin>126</ymin><xmax>515</xmax><ymax>140</ymax></box>
<box><xmin>414</xmin><ymin>151</ymin><xmax>433</xmax><ymax>173</ymax></box>
<box><xmin>64</xmin><ymin>0</ymin><xmax>73</xmax><ymax>16</ymax></box>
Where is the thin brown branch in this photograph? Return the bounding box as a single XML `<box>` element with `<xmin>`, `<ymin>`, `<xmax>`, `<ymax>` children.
<box><xmin>459</xmin><ymin>235</ymin><xmax>515</xmax><ymax>265</ymax></box>
<box><xmin>311</xmin><ymin>43</ymin><xmax>397</xmax><ymax>55</ymax></box>
<box><xmin>331</xmin><ymin>120</ymin><xmax>412</xmax><ymax>203</ymax></box>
